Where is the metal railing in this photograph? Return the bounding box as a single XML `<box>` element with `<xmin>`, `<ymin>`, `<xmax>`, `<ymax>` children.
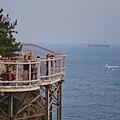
<box><xmin>0</xmin><ymin>44</ymin><xmax>66</xmax><ymax>89</ymax></box>
<box><xmin>20</xmin><ymin>43</ymin><xmax>56</xmax><ymax>58</ymax></box>
<box><xmin>0</xmin><ymin>57</ymin><xmax>66</xmax><ymax>88</ymax></box>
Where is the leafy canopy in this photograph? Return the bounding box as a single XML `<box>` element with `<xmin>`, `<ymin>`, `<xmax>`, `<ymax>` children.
<box><xmin>0</xmin><ymin>8</ymin><xmax>22</xmax><ymax>57</ymax></box>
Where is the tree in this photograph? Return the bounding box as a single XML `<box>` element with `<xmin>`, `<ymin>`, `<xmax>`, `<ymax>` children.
<box><xmin>0</xmin><ymin>8</ymin><xmax>22</xmax><ymax>57</ymax></box>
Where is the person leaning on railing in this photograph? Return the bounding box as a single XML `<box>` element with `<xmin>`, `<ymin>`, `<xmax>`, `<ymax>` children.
<box><xmin>46</xmin><ymin>54</ymin><xmax>54</xmax><ymax>76</ymax></box>
<box><xmin>23</xmin><ymin>55</ymin><xmax>29</xmax><ymax>85</ymax></box>
<box><xmin>46</xmin><ymin>54</ymin><xmax>51</xmax><ymax>76</ymax></box>
<box><xmin>51</xmin><ymin>54</ymin><xmax>54</xmax><ymax>66</ymax></box>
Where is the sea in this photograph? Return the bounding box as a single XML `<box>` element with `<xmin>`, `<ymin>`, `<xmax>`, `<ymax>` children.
<box><xmin>43</xmin><ymin>44</ymin><xmax>120</xmax><ymax>120</ymax></box>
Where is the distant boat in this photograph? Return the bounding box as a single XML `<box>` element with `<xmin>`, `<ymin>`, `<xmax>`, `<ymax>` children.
<box><xmin>84</xmin><ymin>41</ymin><xmax>88</xmax><ymax>45</ymax></box>
<box><xmin>49</xmin><ymin>44</ymin><xmax>62</xmax><ymax>46</ymax></box>
<box><xmin>88</xmin><ymin>41</ymin><xmax>110</xmax><ymax>47</ymax></box>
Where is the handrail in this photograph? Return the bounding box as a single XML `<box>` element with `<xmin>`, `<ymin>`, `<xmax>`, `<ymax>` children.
<box><xmin>22</xmin><ymin>43</ymin><xmax>56</xmax><ymax>53</ymax></box>
<box><xmin>21</xmin><ymin>43</ymin><xmax>56</xmax><ymax>58</ymax></box>
<box><xmin>0</xmin><ymin>57</ymin><xmax>66</xmax><ymax>89</ymax></box>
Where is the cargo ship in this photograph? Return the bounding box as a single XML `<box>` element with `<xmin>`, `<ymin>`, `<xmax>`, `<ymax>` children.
<box><xmin>88</xmin><ymin>41</ymin><xmax>110</xmax><ymax>47</ymax></box>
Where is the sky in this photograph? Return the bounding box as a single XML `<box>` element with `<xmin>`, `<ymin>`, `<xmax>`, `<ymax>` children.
<box><xmin>1</xmin><ymin>0</ymin><xmax>120</xmax><ymax>44</ymax></box>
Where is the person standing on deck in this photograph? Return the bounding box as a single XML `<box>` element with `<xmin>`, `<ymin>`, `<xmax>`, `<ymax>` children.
<box><xmin>3</xmin><ymin>57</ymin><xmax>12</xmax><ymax>85</ymax></box>
<box><xmin>28</xmin><ymin>56</ymin><xmax>33</xmax><ymax>80</ymax></box>
<box><xmin>23</xmin><ymin>55</ymin><xmax>29</xmax><ymax>85</ymax></box>
<box><xmin>46</xmin><ymin>54</ymin><xmax>51</xmax><ymax>76</ymax></box>
<box><xmin>46</xmin><ymin>54</ymin><xmax>54</xmax><ymax>75</ymax></box>
<box><xmin>34</xmin><ymin>56</ymin><xmax>41</xmax><ymax>79</ymax></box>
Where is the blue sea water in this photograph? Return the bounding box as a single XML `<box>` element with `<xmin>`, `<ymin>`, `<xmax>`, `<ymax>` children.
<box><xmin>44</xmin><ymin>44</ymin><xmax>120</xmax><ymax>120</ymax></box>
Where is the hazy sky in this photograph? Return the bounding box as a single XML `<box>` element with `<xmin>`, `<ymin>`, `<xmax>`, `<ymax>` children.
<box><xmin>1</xmin><ymin>0</ymin><xmax>120</xmax><ymax>44</ymax></box>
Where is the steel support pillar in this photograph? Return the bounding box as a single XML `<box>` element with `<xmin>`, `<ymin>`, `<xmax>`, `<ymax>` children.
<box><xmin>57</xmin><ymin>82</ymin><xmax>63</xmax><ymax>120</ymax></box>
<box><xmin>57</xmin><ymin>89</ymin><xmax>59</xmax><ymax>120</ymax></box>
<box><xmin>12</xmin><ymin>91</ymin><xmax>30</xmax><ymax>120</ymax></box>
<box><xmin>50</xmin><ymin>94</ymin><xmax>52</xmax><ymax>120</ymax></box>
<box><xmin>9</xmin><ymin>93</ymin><xmax>13</xmax><ymax>120</ymax></box>
<box><xmin>45</xmin><ymin>86</ymin><xmax>49</xmax><ymax>120</ymax></box>
<box><xmin>59</xmin><ymin>82</ymin><xmax>62</xmax><ymax>120</ymax></box>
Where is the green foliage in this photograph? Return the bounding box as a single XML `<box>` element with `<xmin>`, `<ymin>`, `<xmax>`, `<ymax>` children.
<box><xmin>0</xmin><ymin>8</ymin><xmax>22</xmax><ymax>57</ymax></box>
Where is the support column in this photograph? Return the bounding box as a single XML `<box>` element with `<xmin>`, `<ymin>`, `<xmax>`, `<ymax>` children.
<box><xmin>12</xmin><ymin>91</ymin><xmax>30</xmax><ymax>120</ymax></box>
<box><xmin>9</xmin><ymin>93</ymin><xmax>13</xmax><ymax>120</ymax></box>
<box><xmin>58</xmin><ymin>80</ymin><xmax>64</xmax><ymax>120</ymax></box>
<box><xmin>50</xmin><ymin>94</ymin><xmax>52</xmax><ymax>120</ymax></box>
<box><xmin>57</xmin><ymin>90</ymin><xmax>59</xmax><ymax>120</ymax></box>
<box><xmin>59</xmin><ymin>83</ymin><xmax>62</xmax><ymax>120</ymax></box>
<box><xmin>45</xmin><ymin>86</ymin><xmax>49</xmax><ymax>120</ymax></box>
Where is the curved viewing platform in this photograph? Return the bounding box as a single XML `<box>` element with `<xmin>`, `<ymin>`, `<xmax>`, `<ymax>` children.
<box><xmin>0</xmin><ymin>43</ymin><xmax>66</xmax><ymax>92</ymax></box>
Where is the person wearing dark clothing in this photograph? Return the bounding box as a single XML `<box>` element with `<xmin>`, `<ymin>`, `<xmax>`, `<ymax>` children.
<box><xmin>46</xmin><ymin>54</ymin><xmax>54</xmax><ymax>76</ymax></box>
<box><xmin>3</xmin><ymin>57</ymin><xmax>13</xmax><ymax>85</ymax></box>
<box><xmin>34</xmin><ymin>56</ymin><xmax>40</xmax><ymax>79</ymax></box>
<box><xmin>28</xmin><ymin>56</ymin><xmax>33</xmax><ymax>80</ymax></box>
<box><xmin>46</xmin><ymin>54</ymin><xmax>50</xmax><ymax>76</ymax></box>
<box><xmin>23</xmin><ymin>55</ymin><xmax>29</xmax><ymax>85</ymax></box>
<box><xmin>23</xmin><ymin>63</ymin><xmax>29</xmax><ymax>70</ymax></box>
<box><xmin>51</xmin><ymin>55</ymin><xmax>54</xmax><ymax>67</ymax></box>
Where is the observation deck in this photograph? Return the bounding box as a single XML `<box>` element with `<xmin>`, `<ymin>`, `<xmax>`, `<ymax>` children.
<box><xmin>0</xmin><ymin>43</ymin><xmax>66</xmax><ymax>92</ymax></box>
<box><xmin>0</xmin><ymin>43</ymin><xmax>66</xmax><ymax>120</ymax></box>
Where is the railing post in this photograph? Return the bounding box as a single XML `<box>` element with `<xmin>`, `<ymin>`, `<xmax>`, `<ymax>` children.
<box><xmin>33</xmin><ymin>45</ymin><xmax>35</xmax><ymax>59</ymax></box>
<box><xmin>35</xmin><ymin>46</ymin><xmax>36</xmax><ymax>58</ymax></box>
<box><xmin>29</xmin><ymin>61</ymin><xmax>31</xmax><ymax>86</ymax></box>
<box><xmin>37</xmin><ymin>60</ymin><xmax>40</xmax><ymax>84</ymax></box>
<box><xmin>29</xmin><ymin>44</ymin><xmax>30</xmax><ymax>52</ymax></box>
<box><xmin>16</xmin><ymin>61</ymin><xmax>18</xmax><ymax>87</ymax></box>
<box><xmin>33</xmin><ymin>45</ymin><xmax>34</xmax><ymax>52</ymax></box>
<box><xmin>63</xmin><ymin>56</ymin><xmax>66</xmax><ymax>72</ymax></box>
<box><xmin>40</xmin><ymin>48</ymin><xmax>41</xmax><ymax>57</ymax></box>
<box><xmin>60</xmin><ymin>58</ymin><xmax>62</xmax><ymax>73</ymax></box>
<box><xmin>64</xmin><ymin>56</ymin><xmax>66</xmax><ymax>68</ymax></box>
<box><xmin>48</xmin><ymin>59</ymin><xmax>51</xmax><ymax>80</ymax></box>
<box><xmin>45</xmin><ymin>49</ymin><xmax>46</xmax><ymax>57</ymax></box>
<box><xmin>26</xmin><ymin>49</ymin><xmax>28</xmax><ymax>55</ymax></box>
<box><xmin>57</xmin><ymin>59</ymin><xmax>58</xmax><ymax>74</ymax></box>
<box><xmin>18</xmin><ymin>64</ymin><xmax>21</xmax><ymax>80</ymax></box>
<box><xmin>53</xmin><ymin>60</ymin><xmax>55</xmax><ymax>75</ymax></box>
<box><xmin>21</xmin><ymin>45</ymin><xmax>23</xmax><ymax>55</ymax></box>
<box><xmin>63</xmin><ymin>56</ymin><xmax>64</xmax><ymax>68</ymax></box>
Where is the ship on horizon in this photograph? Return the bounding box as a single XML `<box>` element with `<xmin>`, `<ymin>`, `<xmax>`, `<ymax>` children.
<box><xmin>88</xmin><ymin>41</ymin><xmax>110</xmax><ymax>47</ymax></box>
<box><xmin>84</xmin><ymin>41</ymin><xmax>88</xmax><ymax>45</ymax></box>
<box><xmin>49</xmin><ymin>44</ymin><xmax>62</xmax><ymax>46</ymax></box>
